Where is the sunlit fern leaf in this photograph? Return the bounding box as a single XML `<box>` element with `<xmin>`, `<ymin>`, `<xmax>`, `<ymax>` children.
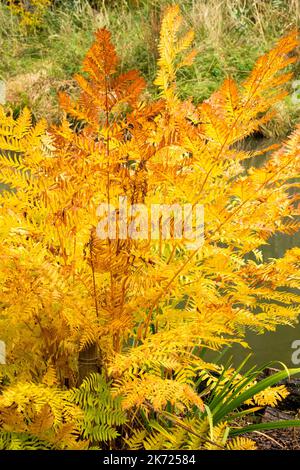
<box><xmin>69</xmin><ymin>373</ymin><xmax>127</xmax><ymax>447</ymax></box>
<box><xmin>226</xmin><ymin>436</ymin><xmax>257</xmax><ymax>450</ymax></box>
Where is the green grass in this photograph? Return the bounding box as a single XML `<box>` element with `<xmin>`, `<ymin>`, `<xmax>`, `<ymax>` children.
<box><xmin>0</xmin><ymin>0</ymin><xmax>300</xmax><ymax>130</ymax></box>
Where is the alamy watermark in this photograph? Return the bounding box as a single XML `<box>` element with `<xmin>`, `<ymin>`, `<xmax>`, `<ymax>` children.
<box><xmin>291</xmin><ymin>339</ymin><xmax>300</xmax><ymax>365</ymax></box>
<box><xmin>96</xmin><ymin>196</ymin><xmax>204</xmax><ymax>250</ymax></box>
<box><xmin>0</xmin><ymin>81</ymin><xmax>6</xmax><ymax>105</ymax></box>
<box><xmin>291</xmin><ymin>80</ymin><xmax>300</xmax><ymax>106</ymax></box>
<box><xmin>0</xmin><ymin>341</ymin><xmax>5</xmax><ymax>364</ymax></box>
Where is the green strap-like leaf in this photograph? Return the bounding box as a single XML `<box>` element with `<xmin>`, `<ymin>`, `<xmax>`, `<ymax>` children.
<box><xmin>230</xmin><ymin>419</ymin><xmax>300</xmax><ymax>436</ymax></box>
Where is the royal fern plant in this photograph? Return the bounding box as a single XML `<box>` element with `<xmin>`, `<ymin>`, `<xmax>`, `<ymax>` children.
<box><xmin>0</xmin><ymin>4</ymin><xmax>300</xmax><ymax>449</ymax></box>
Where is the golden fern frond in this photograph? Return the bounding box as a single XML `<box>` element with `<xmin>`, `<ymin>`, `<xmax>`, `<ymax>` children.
<box><xmin>243</xmin><ymin>31</ymin><xmax>298</xmax><ymax>102</ymax></box>
<box><xmin>226</xmin><ymin>436</ymin><xmax>257</xmax><ymax>450</ymax></box>
<box><xmin>154</xmin><ymin>5</ymin><xmax>195</xmax><ymax>100</ymax></box>
<box><xmin>0</xmin><ymin>382</ymin><xmax>84</xmax><ymax>449</ymax></box>
<box><xmin>42</xmin><ymin>363</ymin><xmax>58</xmax><ymax>387</ymax></box>
<box><xmin>59</xmin><ymin>28</ymin><xmax>145</xmax><ymax>131</ymax></box>
<box><xmin>114</xmin><ymin>374</ymin><xmax>204</xmax><ymax>413</ymax></box>
<box><xmin>124</xmin><ymin>429</ymin><xmax>147</xmax><ymax>450</ymax></box>
<box><xmin>199</xmin><ymin>31</ymin><xmax>299</xmax><ymax>148</ymax></box>
<box><xmin>249</xmin><ymin>385</ymin><xmax>290</xmax><ymax>407</ymax></box>
<box><xmin>204</xmin><ymin>422</ymin><xmax>229</xmax><ymax>450</ymax></box>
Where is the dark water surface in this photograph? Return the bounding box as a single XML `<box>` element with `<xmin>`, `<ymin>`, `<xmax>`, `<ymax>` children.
<box><xmin>228</xmin><ymin>136</ymin><xmax>300</xmax><ymax>367</ymax></box>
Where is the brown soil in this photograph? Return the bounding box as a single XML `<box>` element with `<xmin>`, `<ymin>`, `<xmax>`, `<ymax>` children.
<box><xmin>246</xmin><ymin>371</ymin><xmax>300</xmax><ymax>450</ymax></box>
<box><xmin>249</xmin><ymin>428</ymin><xmax>300</xmax><ymax>450</ymax></box>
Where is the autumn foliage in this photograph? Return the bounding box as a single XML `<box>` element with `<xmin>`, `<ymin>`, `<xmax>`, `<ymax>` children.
<box><xmin>0</xmin><ymin>5</ymin><xmax>300</xmax><ymax>450</ymax></box>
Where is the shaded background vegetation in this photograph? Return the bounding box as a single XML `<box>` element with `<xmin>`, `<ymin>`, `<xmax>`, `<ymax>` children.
<box><xmin>1</xmin><ymin>0</ymin><xmax>300</xmax><ymax>133</ymax></box>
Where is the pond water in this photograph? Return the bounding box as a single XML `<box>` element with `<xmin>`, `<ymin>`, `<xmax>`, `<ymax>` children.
<box><xmin>228</xmin><ymin>136</ymin><xmax>300</xmax><ymax>368</ymax></box>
